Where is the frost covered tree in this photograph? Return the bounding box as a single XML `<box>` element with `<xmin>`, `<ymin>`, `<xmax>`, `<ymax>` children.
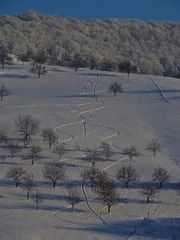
<box><xmin>0</xmin><ymin>45</ymin><xmax>10</xmax><ymax>69</ymax></box>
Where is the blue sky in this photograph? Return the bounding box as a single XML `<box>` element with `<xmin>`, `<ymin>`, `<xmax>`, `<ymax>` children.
<box><xmin>0</xmin><ymin>0</ymin><xmax>179</xmax><ymax>21</ymax></box>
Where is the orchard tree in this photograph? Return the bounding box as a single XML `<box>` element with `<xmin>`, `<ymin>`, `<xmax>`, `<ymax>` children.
<box><xmin>116</xmin><ymin>165</ymin><xmax>138</xmax><ymax>188</ymax></box>
<box><xmin>43</xmin><ymin>164</ymin><xmax>65</xmax><ymax>188</ymax></box>
<box><xmin>99</xmin><ymin>142</ymin><xmax>113</xmax><ymax>161</ymax></box>
<box><xmin>42</xmin><ymin>127</ymin><xmax>58</xmax><ymax>149</ymax></box>
<box><xmin>86</xmin><ymin>149</ymin><xmax>100</xmax><ymax>167</ymax></box>
<box><xmin>123</xmin><ymin>145</ymin><xmax>139</xmax><ymax>161</ymax></box>
<box><xmin>100</xmin><ymin>179</ymin><xmax>119</xmax><ymax>213</ymax></box>
<box><xmin>0</xmin><ymin>84</ymin><xmax>8</xmax><ymax>101</ymax></box>
<box><xmin>0</xmin><ymin>128</ymin><xmax>8</xmax><ymax>144</ymax></box>
<box><xmin>21</xmin><ymin>174</ymin><xmax>36</xmax><ymax>200</ymax></box>
<box><xmin>66</xmin><ymin>188</ymin><xmax>82</xmax><ymax>212</ymax></box>
<box><xmin>53</xmin><ymin>143</ymin><xmax>67</xmax><ymax>161</ymax></box>
<box><xmin>152</xmin><ymin>167</ymin><xmax>170</xmax><ymax>189</ymax></box>
<box><xmin>142</xmin><ymin>184</ymin><xmax>157</xmax><ymax>204</ymax></box>
<box><xmin>7</xmin><ymin>141</ymin><xmax>21</xmax><ymax>158</ymax></box>
<box><xmin>32</xmin><ymin>189</ymin><xmax>43</xmax><ymax>211</ymax></box>
<box><xmin>30</xmin><ymin>64</ymin><xmax>47</xmax><ymax>78</ymax></box>
<box><xmin>0</xmin><ymin>45</ymin><xmax>10</xmax><ymax>69</ymax></box>
<box><xmin>81</xmin><ymin>166</ymin><xmax>100</xmax><ymax>188</ymax></box>
<box><xmin>109</xmin><ymin>81</ymin><xmax>123</xmax><ymax>96</ymax></box>
<box><xmin>23</xmin><ymin>146</ymin><xmax>41</xmax><ymax>165</ymax></box>
<box><xmin>6</xmin><ymin>166</ymin><xmax>27</xmax><ymax>187</ymax></box>
<box><xmin>146</xmin><ymin>139</ymin><xmax>162</xmax><ymax>156</ymax></box>
<box><xmin>15</xmin><ymin>115</ymin><xmax>39</xmax><ymax>142</ymax></box>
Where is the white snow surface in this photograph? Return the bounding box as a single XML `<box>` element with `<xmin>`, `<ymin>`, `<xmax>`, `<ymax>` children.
<box><xmin>0</xmin><ymin>64</ymin><xmax>179</xmax><ymax>240</ymax></box>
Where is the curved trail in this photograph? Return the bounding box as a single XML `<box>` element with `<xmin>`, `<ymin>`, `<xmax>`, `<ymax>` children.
<box><xmin>54</xmin><ymin>74</ymin><xmax>134</xmax><ymax>239</ymax></box>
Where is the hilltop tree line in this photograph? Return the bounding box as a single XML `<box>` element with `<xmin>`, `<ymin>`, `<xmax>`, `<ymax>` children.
<box><xmin>0</xmin><ymin>12</ymin><xmax>179</xmax><ymax>77</ymax></box>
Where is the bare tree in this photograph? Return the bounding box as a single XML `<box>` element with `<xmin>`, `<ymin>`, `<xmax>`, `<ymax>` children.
<box><xmin>116</xmin><ymin>165</ymin><xmax>138</xmax><ymax>188</ymax></box>
<box><xmin>15</xmin><ymin>115</ymin><xmax>39</xmax><ymax>142</ymax></box>
<box><xmin>109</xmin><ymin>81</ymin><xmax>123</xmax><ymax>96</ymax></box>
<box><xmin>32</xmin><ymin>189</ymin><xmax>43</xmax><ymax>211</ymax></box>
<box><xmin>99</xmin><ymin>142</ymin><xmax>113</xmax><ymax>161</ymax></box>
<box><xmin>0</xmin><ymin>84</ymin><xmax>8</xmax><ymax>101</ymax></box>
<box><xmin>100</xmin><ymin>179</ymin><xmax>119</xmax><ymax>213</ymax></box>
<box><xmin>123</xmin><ymin>145</ymin><xmax>139</xmax><ymax>161</ymax></box>
<box><xmin>23</xmin><ymin>146</ymin><xmax>41</xmax><ymax>165</ymax></box>
<box><xmin>30</xmin><ymin>64</ymin><xmax>47</xmax><ymax>78</ymax></box>
<box><xmin>53</xmin><ymin>143</ymin><xmax>67</xmax><ymax>161</ymax></box>
<box><xmin>86</xmin><ymin>149</ymin><xmax>100</xmax><ymax>167</ymax></box>
<box><xmin>146</xmin><ymin>139</ymin><xmax>162</xmax><ymax>156</ymax></box>
<box><xmin>94</xmin><ymin>171</ymin><xmax>110</xmax><ymax>195</ymax></box>
<box><xmin>43</xmin><ymin>164</ymin><xmax>65</xmax><ymax>188</ymax></box>
<box><xmin>21</xmin><ymin>173</ymin><xmax>36</xmax><ymax>200</ymax></box>
<box><xmin>0</xmin><ymin>45</ymin><xmax>10</xmax><ymax>69</ymax></box>
<box><xmin>42</xmin><ymin>127</ymin><xmax>58</xmax><ymax>149</ymax></box>
<box><xmin>81</xmin><ymin>166</ymin><xmax>100</xmax><ymax>188</ymax></box>
<box><xmin>73</xmin><ymin>142</ymin><xmax>80</xmax><ymax>151</ymax></box>
<box><xmin>7</xmin><ymin>141</ymin><xmax>21</xmax><ymax>158</ymax></box>
<box><xmin>142</xmin><ymin>184</ymin><xmax>157</xmax><ymax>204</ymax></box>
<box><xmin>6</xmin><ymin>166</ymin><xmax>27</xmax><ymax>187</ymax></box>
<box><xmin>152</xmin><ymin>167</ymin><xmax>170</xmax><ymax>189</ymax></box>
<box><xmin>0</xmin><ymin>128</ymin><xmax>8</xmax><ymax>144</ymax></box>
<box><xmin>66</xmin><ymin>188</ymin><xmax>82</xmax><ymax>212</ymax></box>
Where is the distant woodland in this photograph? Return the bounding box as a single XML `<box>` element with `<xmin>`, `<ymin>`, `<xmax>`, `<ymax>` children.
<box><xmin>0</xmin><ymin>12</ymin><xmax>179</xmax><ymax>77</ymax></box>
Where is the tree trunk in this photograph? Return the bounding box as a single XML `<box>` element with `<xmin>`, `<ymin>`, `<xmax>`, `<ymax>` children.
<box><xmin>147</xmin><ymin>197</ymin><xmax>150</xmax><ymax>204</ymax></box>
<box><xmin>125</xmin><ymin>182</ymin><xmax>129</xmax><ymax>188</ymax></box>
<box><xmin>27</xmin><ymin>190</ymin><xmax>30</xmax><ymax>200</ymax></box>
<box><xmin>108</xmin><ymin>205</ymin><xmax>111</xmax><ymax>213</ymax></box>
<box><xmin>49</xmin><ymin>143</ymin><xmax>52</xmax><ymax>150</ymax></box>
<box><xmin>16</xmin><ymin>181</ymin><xmax>18</xmax><ymax>188</ymax></box>
<box><xmin>36</xmin><ymin>202</ymin><xmax>39</xmax><ymax>211</ymax></box>
<box><xmin>153</xmin><ymin>151</ymin><xmax>156</xmax><ymax>157</ymax></box>
<box><xmin>38</xmin><ymin>73</ymin><xmax>40</xmax><ymax>79</ymax></box>
<box><xmin>32</xmin><ymin>159</ymin><xmax>34</xmax><ymax>165</ymax></box>
<box><xmin>53</xmin><ymin>181</ymin><xmax>56</xmax><ymax>188</ymax></box>
<box><xmin>159</xmin><ymin>182</ymin><xmax>162</xmax><ymax>189</ymax></box>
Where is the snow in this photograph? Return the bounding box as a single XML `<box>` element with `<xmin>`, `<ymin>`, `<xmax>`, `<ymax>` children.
<box><xmin>0</xmin><ymin>64</ymin><xmax>179</xmax><ymax>240</ymax></box>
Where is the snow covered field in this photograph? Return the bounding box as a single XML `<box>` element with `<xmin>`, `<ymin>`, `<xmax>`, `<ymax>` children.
<box><xmin>0</xmin><ymin>64</ymin><xmax>179</xmax><ymax>240</ymax></box>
